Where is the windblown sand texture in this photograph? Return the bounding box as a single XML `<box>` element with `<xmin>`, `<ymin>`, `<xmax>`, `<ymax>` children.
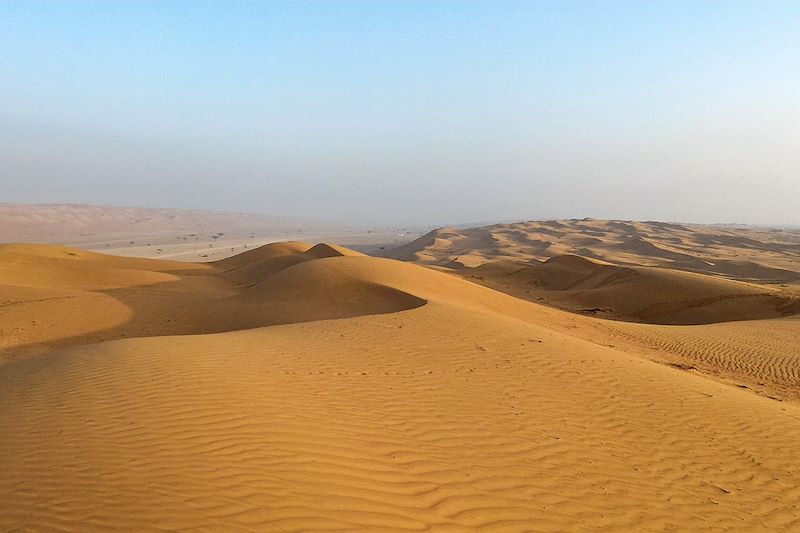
<box><xmin>388</xmin><ymin>219</ymin><xmax>800</xmax><ymax>400</ymax></box>
<box><xmin>2</xmin><ymin>235</ymin><xmax>800</xmax><ymax>531</ymax></box>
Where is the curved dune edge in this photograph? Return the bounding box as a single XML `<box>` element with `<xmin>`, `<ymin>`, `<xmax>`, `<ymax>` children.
<box><xmin>463</xmin><ymin>254</ymin><xmax>800</xmax><ymax>325</ymax></box>
<box><xmin>0</xmin><ymin>242</ymin><xmax>424</xmax><ymax>358</ymax></box>
<box><xmin>2</xmin><ymin>242</ymin><xmax>800</xmax><ymax>530</ymax></box>
<box><xmin>384</xmin><ymin>219</ymin><xmax>800</xmax><ymax>326</ymax></box>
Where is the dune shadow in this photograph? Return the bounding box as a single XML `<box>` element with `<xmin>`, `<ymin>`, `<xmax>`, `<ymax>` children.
<box><xmin>1</xmin><ymin>259</ymin><xmax>427</xmax><ymax>360</ymax></box>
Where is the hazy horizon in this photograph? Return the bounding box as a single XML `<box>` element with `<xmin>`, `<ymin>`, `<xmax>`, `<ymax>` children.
<box><xmin>2</xmin><ymin>1</ymin><xmax>799</xmax><ymax>226</ymax></box>
<box><xmin>6</xmin><ymin>200</ymin><xmax>800</xmax><ymax>232</ymax></box>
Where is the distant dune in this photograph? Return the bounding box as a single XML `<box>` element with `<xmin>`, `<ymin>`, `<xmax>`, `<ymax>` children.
<box><xmin>385</xmin><ymin>218</ymin><xmax>800</xmax><ymax>398</ymax></box>
<box><xmin>2</xmin><ymin>240</ymin><xmax>800</xmax><ymax>530</ymax></box>
<box><xmin>387</xmin><ymin>219</ymin><xmax>800</xmax><ymax>285</ymax></box>
<box><xmin>465</xmin><ymin>254</ymin><xmax>800</xmax><ymax>324</ymax></box>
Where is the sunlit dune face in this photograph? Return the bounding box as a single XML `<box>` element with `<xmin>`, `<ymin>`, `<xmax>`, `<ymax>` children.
<box><xmin>0</xmin><ymin>242</ymin><xmax>423</xmax><ymax>359</ymax></box>
<box><xmin>2</xmin><ymin>238</ymin><xmax>800</xmax><ymax>531</ymax></box>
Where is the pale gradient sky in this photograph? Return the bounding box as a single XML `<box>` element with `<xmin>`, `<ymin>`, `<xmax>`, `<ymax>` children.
<box><xmin>1</xmin><ymin>1</ymin><xmax>799</xmax><ymax>225</ymax></box>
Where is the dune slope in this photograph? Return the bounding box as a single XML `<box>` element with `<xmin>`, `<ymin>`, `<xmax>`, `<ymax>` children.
<box><xmin>387</xmin><ymin>219</ymin><xmax>800</xmax><ymax>286</ymax></box>
<box><xmin>465</xmin><ymin>254</ymin><xmax>800</xmax><ymax>324</ymax></box>
<box><xmin>0</xmin><ymin>242</ymin><xmax>419</xmax><ymax>359</ymax></box>
<box><xmin>1</xmin><ymin>243</ymin><xmax>800</xmax><ymax>531</ymax></box>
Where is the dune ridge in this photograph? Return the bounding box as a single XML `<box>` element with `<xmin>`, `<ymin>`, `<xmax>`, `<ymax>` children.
<box><xmin>385</xmin><ymin>219</ymin><xmax>800</xmax><ymax>399</ymax></box>
<box><xmin>2</xmin><ymin>241</ymin><xmax>800</xmax><ymax>531</ymax></box>
<box><xmin>387</xmin><ymin>219</ymin><xmax>800</xmax><ymax>285</ymax></box>
<box><xmin>0</xmin><ymin>242</ymin><xmax>418</xmax><ymax>359</ymax></box>
<box><xmin>465</xmin><ymin>254</ymin><xmax>800</xmax><ymax>324</ymax></box>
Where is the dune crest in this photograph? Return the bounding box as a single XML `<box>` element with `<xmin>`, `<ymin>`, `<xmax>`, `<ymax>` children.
<box><xmin>465</xmin><ymin>253</ymin><xmax>799</xmax><ymax>324</ymax></box>
<box><xmin>0</xmin><ymin>242</ymin><xmax>420</xmax><ymax>359</ymax></box>
<box><xmin>386</xmin><ymin>219</ymin><xmax>800</xmax><ymax>285</ymax></box>
<box><xmin>1</xmin><ymin>240</ymin><xmax>800</xmax><ymax>531</ymax></box>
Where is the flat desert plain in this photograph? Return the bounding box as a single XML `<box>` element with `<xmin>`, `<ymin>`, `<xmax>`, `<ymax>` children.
<box><xmin>0</xmin><ymin>203</ymin><xmax>423</xmax><ymax>260</ymax></box>
<box><xmin>2</xmin><ymin>219</ymin><xmax>800</xmax><ymax>531</ymax></box>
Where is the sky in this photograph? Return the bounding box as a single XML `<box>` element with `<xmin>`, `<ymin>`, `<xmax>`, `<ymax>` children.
<box><xmin>1</xmin><ymin>1</ymin><xmax>799</xmax><ymax>226</ymax></box>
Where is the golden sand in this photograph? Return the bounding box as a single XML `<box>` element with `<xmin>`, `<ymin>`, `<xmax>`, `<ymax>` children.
<box><xmin>2</xmin><ymin>236</ymin><xmax>799</xmax><ymax>531</ymax></box>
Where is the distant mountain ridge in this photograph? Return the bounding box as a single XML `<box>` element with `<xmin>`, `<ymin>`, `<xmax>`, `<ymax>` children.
<box><xmin>0</xmin><ymin>203</ymin><xmax>340</xmax><ymax>242</ymax></box>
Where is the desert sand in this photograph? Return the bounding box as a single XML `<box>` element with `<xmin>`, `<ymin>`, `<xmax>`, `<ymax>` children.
<box><xmin>2</xmin><ymin>224</ymin><xmax>800</xmax><ymax>531</ymax></box>
<box><xmin>388</xmin><ymin>219</ymin><xmax>800</xmax><ymax>285</ymax></box>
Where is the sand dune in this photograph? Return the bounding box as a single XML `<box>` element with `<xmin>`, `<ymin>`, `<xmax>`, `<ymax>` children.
<box><xmin>0</xmin><ymin>242</ymin><xmax>417</xmax><ymax>359</ymax></box>
<box><xmin>589</xmin><ymin>315</ymin><xmax>800</xmax><ymax>401</ymax></box>
<box><xmin>2</xmin><ymin>241</ymin><xmax>800</xmax><ymax>530</ymax></box>
<box><xmin>387</xmin><ymin>219</ymin><xmax>800</xmax><ymax>397</ymax></box>
<box><xmin>389</xmin><ymin>219</ymin><xmax>800</xmax><ymax>286</ymax></box>
<box><xmin>464</xmin><ymin>254</ymin><xmax>800</xmax><ymax>324</ymax></box>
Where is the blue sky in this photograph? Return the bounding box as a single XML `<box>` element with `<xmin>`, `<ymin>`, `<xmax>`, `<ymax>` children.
<box><xmin>1</xmin><ymin>1</ymin><xmax>798</xmax><ymax>225</ymax></box>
